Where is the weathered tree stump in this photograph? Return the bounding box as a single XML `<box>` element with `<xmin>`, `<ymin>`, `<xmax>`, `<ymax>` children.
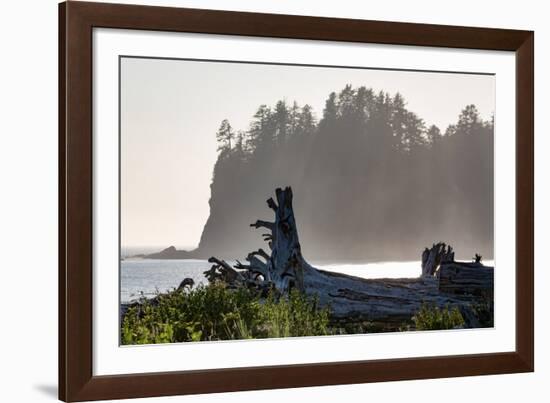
<box><xmin>205</xmin><ymin>187</ymin><xmax>494</xmax><ymax>328</ymax></box>
<box><xmin>421</xmin><ymin>242</ymin><xmax>455</xmax><ymax>277</ymax></box>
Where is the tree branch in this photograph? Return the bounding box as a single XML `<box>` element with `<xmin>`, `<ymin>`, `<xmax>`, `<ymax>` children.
<box><xmin>250</xmin><ymin>220</ymin><xmax>275</xmax><ymax>231</ymax></box>
<box><xmin>267</xmin><ymin>197</ymin><xmax>278</xmax><ymax>212</ymax></box>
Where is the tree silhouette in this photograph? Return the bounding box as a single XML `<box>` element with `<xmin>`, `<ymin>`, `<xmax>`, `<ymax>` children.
<box><xmin>247</xmin><ymin>105</ymin><xmax>272</xmax><ymax>154</ymax></box>
<box><xmin>297</xmin><ymin>104</ymin><xmax>317</xmax><ymax>136</ymax></box>
<box><xmin>273</xmin><ymin>100</ymin><xmax>290</xmax><ymax>145</ymax></box>
<box><xmin>456</xmin><ymin>104</ymin><xmax>483</xmax><ymax>135</ymax></box>
<box><xmin>426</xmin><ymin>125</ymin><xmax>442</xmax><ymax>147</ymax></box>
<box><xmin>198</xmin><ymin>85</ymin><xmax>494</xmax><ymax>263</ymax></box>
<box><xmin>216</xmin><ymin>119</ymin><xmax>235</xmax><ymax>152</ymax></box>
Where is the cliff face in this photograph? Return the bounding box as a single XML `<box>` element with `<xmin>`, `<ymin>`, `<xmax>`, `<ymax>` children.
<box><xmin>155</xmin><ymin>88</ymin><xmax>493</xmax><ymax>263</ymax></box>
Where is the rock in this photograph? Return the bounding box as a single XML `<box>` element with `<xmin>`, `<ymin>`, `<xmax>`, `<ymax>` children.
<box><xmin>177</xmin><ymin>277</ymin><xmax>195</xmax><ymax>291</ymax></box>
<box><xmin>143</xmin><ymin>245</ymin><xmax>197</xmax><ymax>259</ymax></box>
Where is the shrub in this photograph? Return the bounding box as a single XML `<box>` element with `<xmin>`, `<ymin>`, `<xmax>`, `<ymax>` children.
<box><xmin>412</xmin><ymin>303</ymin><xmax>465</xmax><ymax>331</ymax></box>
<box><xmin>121</xmin><ymin>283</ymin><xmax>330</xmax><ymax>344</ymax></box>
<box><xmin>471</xmin><ymin>301</ymin><xmax>494</xmax><ymax>328</ymax></box>
<box><xmin>259</xmin><ymin>290</ymin><xmax>330</xmax><ymax>338</ymax></box>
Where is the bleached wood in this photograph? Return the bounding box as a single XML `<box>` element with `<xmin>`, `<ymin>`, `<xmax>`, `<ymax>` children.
<box><xmin>207</xmin><ymin>187</ymin><xmax>493</xmax><ymax>327</ymax></box>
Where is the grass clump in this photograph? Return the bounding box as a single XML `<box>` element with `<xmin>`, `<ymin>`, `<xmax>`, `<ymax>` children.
<box><xmin>121</xmin><ymin>283</ymin><xmax>330</xmax><ymax>345</ymax></box>
<box><xmin>259</xmin><ymin>290</ymin><xmax>330</xmax><ymax>338</ymax></box>
<box><xmin>412</xmin><ymin>303</ymin><xmax>465</xmax><ymax>331</ymax></box>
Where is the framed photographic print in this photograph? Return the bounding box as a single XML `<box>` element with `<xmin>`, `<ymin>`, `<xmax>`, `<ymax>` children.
<box><xmin>59</xmin><ymin>1</ymin><xmax>534</xmax><ymax>401</ymax></box>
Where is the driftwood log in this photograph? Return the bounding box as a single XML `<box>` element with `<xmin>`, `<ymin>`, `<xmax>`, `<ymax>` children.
<box><xmin>205</xmin><ymin>187</ymin><xmax>494</xmax><ymax>328</ymax></box>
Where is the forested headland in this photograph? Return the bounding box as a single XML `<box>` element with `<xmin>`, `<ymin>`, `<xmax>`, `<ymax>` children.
<box><xmin>166</xmin><ymin>85</ymin><xmax>494</xmax><ymax>262</ymax></box>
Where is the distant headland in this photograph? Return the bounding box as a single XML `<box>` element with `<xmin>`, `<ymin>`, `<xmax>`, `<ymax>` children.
<box><xmin>127</xmin><ymin>245</ymin><xmax>199</xmax><ymax>260</ymax></box>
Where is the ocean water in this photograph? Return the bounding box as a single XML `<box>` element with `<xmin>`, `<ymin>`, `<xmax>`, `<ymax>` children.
<box><xmin>120</xmin><ymin>259</ymin><xmax>425</xmax><ymax>303</ymax></box>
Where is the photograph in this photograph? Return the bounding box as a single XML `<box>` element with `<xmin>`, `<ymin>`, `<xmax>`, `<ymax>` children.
<box><xmin>119</xmin><ymin>56</ymin><xmax>495</xmax><ymax>345</ymax></box>
<box><xmin>52</xmin><ymin>1</ymin><xmax>536</xmax><ymax>401</ymax></box>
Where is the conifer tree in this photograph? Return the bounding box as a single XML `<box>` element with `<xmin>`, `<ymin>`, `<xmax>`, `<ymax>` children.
<box><xmin>216</xmin><ymin>119</ymin><xmax>234</xmax><ymax>152</ymax></box>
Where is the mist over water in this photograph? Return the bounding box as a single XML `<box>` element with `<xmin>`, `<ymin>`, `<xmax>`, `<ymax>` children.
<box><xmin>121</xmin><ymin>259</ymin><xmax>422</xmax><ymax>303</ymax></box>
<box><xmin>195</xmin><ymin>90</ymin><xmax>494</xmax><ymax>262</ymax></box>
<box><xmin>121</xmin><ymin>258</ymin><xmax>495</xmax><ymax>303</ymax></box>
<box><xmin>121</xmin><ymin>59</ymin><xmax>495</xmax><ymax>250</ymax></box>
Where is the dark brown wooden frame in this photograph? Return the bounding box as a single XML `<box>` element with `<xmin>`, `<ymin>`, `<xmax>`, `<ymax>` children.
<box><xmin>59</xmin><ymin>1</ymin><xmax>534</xmax><ymax>401</ymax></box>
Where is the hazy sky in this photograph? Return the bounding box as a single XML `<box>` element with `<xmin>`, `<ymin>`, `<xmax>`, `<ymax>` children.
<box><xmin>121</xmin><ymin>57</ymin><xmax>494</xmax><ymax>248</ymax></box>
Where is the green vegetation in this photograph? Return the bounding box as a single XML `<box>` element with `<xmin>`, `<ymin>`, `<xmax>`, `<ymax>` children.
<box><xmin>412</xmin><ymin>303</ymin><xmax>465</xmax><ymax>331</ymax></box>
<box><xmin>121</xmin><ymin>283</ymin><xmax>330</xmax><ymax>345</ymax></box>
<box><xmin>470</xmin><ymin>301</ymin><xmax>494</xmax><ymax>328</ymax></box>
<box><xmin>121</xmin><ymin>285</ymin><xmax>492</xmax><ymax>344</ymax></box>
